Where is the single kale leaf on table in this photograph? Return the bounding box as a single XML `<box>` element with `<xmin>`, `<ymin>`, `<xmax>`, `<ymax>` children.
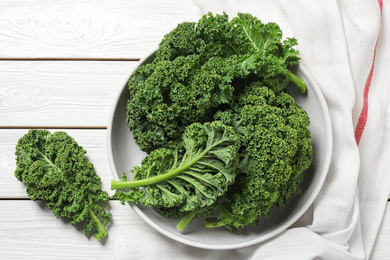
<box><xmin>14</xmin><ymin>129</ymin><xmax>112</xmax><ymax>241</ymax></box>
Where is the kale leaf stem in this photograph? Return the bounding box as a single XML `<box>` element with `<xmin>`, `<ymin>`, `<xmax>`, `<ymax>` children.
<box><xmin>176</xmin><ymin>210</ymin><xmax>198</xmax><ymax>231</ymax></box>
<box><xmin>204</xmin><ymin>218</ymin><xmax>228</xmax><ymax>228</ymax></box>
<box><xmin>283</xmin><ymin>70</ymin><xmax>306</xmax><ymax>93</ymax></box>
<box><xmin>111</xmin><ymin>149</ymin><xmax>210</xmax><ymax>189</ymax></box>
<box><xmin>111</xmin><ymin>136</ymin><xmax>231</xmax><ymax>190</ymax></box>
<box><xmin>88</xmin><ymin>208</ymin><xmax>107</xmax><ymax>241</ymax></box>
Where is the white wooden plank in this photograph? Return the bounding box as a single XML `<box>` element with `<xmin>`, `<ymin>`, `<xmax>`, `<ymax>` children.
<box><xmin>0</xmin><ymin>61</ymin><xmax>135</xmax><ymax>127</ymax></box>
<box><xmin>0</xmin><ymin>199</ymin><xmax>389</xmax><ymax>259</ymax></box>
<box><xmin>0</xmin><ymin>199</ymin><xmax>149</xmax><ymax>260</ymax></box>
<box><xmin>0</xmin><ymin>0</ymin><xmax>201</xmax><ymax>59</ymax></box>
<box><xmin>0</xmin><ymin>129</ymin><xmax>117</xmax><ymax>198</ymax></box>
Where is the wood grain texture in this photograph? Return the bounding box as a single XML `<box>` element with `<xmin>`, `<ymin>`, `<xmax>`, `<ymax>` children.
<box><xmin>0</xmin><ymin>200</ymin><xmax>150</xmax><ymax>260</ymax></box>
<box><xmin>0</xmin><ymin>199</ymin><xmax>388</xmax><ymax>259</ymax></box>
<box><xmin>0</xmin><ymin>61</ymin><xmax>136</xmax><ymax>127</ymax></box>
<box><xmin>0</xmin><ymin>0</ymin><xmax>201</xmax><ymax>59</ymax></box>
<box><xmin>0</xmin><ymin>129</ymin><xmax>115</xmax><ymax>198</ymax></box>
<box><xmin>0</xmin><ymin>0</ymin><xmax>388</xmax><ymax>257</ymax></box>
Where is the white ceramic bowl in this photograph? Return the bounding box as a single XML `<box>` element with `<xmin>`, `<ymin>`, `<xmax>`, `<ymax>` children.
<box><xmin>107</xmin><ymin>50</ymin><xmax>333</xmax><ymax>250</ymax></box>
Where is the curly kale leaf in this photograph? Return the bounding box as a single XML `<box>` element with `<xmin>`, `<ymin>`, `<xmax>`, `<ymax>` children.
<box><xmin>111</xmin><ymin>121</ymin><xmax>241</xmax><ymax>230</ymax></box>
<box><xmin>14</xmin><ymin>129</ymin><xmax>112</xmax><ymax>241</ymax></box>
<box><xmin>209</xmin><ymin>83</ymin><xmax>313</xmax><ymax>230</ymax></box>
<box><xmin>127</xmin><ymin>12</ymin><xmax>305</xmax><ymax>153</ymax></box>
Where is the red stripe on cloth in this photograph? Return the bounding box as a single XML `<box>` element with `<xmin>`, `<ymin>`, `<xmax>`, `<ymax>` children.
<box><xmin>354</xmin><ymin>0</ymin><xmax>383</xmax><ymax>146</ymax></box>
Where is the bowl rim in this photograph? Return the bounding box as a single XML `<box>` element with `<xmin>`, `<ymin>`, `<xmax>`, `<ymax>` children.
<box><xmin>107</xmin><ymin>50</ymin><xmax>333</xmax><ymax>250</ymax></box>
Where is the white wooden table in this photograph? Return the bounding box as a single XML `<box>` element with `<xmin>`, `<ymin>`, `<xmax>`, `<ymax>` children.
<box><xmin>0</xmin><ymin>1</ymin><xmax>388</xmax><ymax>259</ymax></box>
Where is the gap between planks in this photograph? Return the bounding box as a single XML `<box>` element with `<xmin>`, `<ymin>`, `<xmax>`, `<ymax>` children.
<box><xmin>0</xmin><ymin>198</ymin><xmax>122</xmax><ymax>201</ymax></box>
<box><xmin>0</xmin><ymin>197</ymin><xmax>30</xmax><ymax>200</ymax></box>
<box><xmin>0</xmin><ymin>126</ymin><xmax>107</xmax><ymax>130</ymax></box>
<box><xmin>0</xmin><ymin>58</ymin><xmax>140</xmax><ymax>61</ymax></box>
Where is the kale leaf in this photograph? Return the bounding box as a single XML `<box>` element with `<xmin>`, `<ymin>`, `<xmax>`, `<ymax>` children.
<box><xmin>127</xmin><ymin>12</ymin><xmax>305</xmax><ymax>153</ymax></box>
<box><xmin>208</xmin><ymin>82</ymin><xmax>312</xmax><ymax>229</ymax></box>
<box><xmin>111</xmin><ymin>121</ymin><xmax>241</xmax><ymax>230</ymax></box>
<box><xmin>15</xmin><ymin>129</ymin><xmax>112</xmax><ymax>241</ymax></box>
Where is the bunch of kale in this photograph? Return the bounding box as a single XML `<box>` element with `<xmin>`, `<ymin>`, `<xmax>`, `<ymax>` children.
<box><xmin>113</xmin><ymin>12</ymin><xmax>313</xmax><ymax>231</ymax></box>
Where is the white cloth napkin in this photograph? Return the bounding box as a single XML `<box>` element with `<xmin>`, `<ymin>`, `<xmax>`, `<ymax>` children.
<box><xmin>114</xmin><ymin>1</ymin><xmax>390</xmax><ymax>259</ymax></box>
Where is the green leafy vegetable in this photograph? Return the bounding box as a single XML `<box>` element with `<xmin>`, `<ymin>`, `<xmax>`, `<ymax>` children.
<box><xmin>111</xmin><ymin>121</ymin><xmax>241</xmax><ymax>230</ymax></box>
<box><xmin>113</xmin><ymin>12</ymin><xmax>313</xmax><ymax>232</ymax></box>
<box><xmin>127</xmin><ymin>12</ymin><xmax>305</xmax><ymax>153</ymax></box>
<box><xmin>209</xmin><ymin>82</ymin><xmax>312</xmax><ymax>229</ymax></box>
<box><xmin>15</xmin><ymin>129</ymin><xmax>112</xmax><ymax>241</ymax></box>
